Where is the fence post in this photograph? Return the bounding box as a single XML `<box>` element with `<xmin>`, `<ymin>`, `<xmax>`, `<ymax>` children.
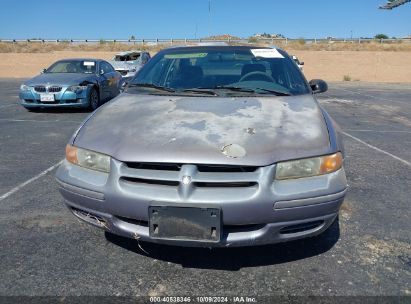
<box><xmin>285</xmin><ymin>38</ymin><xmax>288</xmax><ymax>45</ymax></box>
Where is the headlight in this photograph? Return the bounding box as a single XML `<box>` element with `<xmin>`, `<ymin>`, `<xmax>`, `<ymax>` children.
<box><xmin>275</xmin><ymin>152</ymin><xmax>343</xmax><ymax>180</ymax></box>
<box><xmin>20</xmin><ymin>84</ymin><xmax>30</xmax><ymax>91</ymax></box>
<box><xmin>67</xmin><ymin>85</ymin><xmax>88</xmax><ymax>93</ymax></box>
<box><xmin>66</xmin><ymin>144</ymin><xmax>110</xmax><ymax>173</ymax></box>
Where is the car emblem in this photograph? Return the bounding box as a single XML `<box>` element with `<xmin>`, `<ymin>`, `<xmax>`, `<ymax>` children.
<box><xmin>181</xmin><ymin>175</ymin><xmax>192</xmax><ymax>185</ymax></box>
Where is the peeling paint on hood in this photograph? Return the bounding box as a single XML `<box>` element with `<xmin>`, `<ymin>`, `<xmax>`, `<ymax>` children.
<box><xmin>73</xmin><ymin>93</ymin><xmax>331</xmax><ymax>166</ymax></box>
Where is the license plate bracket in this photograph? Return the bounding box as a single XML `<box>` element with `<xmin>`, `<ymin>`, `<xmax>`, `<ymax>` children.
<box><xmin>40</xmin><ymin>93</ymin><xmax>55</xmax><ymax>102</ymax></box>
<box><xmin>149</xmin><ymin>206</ymin><xmax>221</xmax><ymax>242</ymax></box>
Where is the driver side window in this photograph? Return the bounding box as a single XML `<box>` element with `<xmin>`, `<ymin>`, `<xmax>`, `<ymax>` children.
<box><xmin>100</xmin><ymin>62</ymin><xmax>114</xmax><ymax>74</ymax></box>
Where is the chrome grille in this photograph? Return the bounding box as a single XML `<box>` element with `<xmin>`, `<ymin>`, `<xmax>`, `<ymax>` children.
<box><xmin>48</xmin><ymin>86</ymin><xmax>62</xmax><ymax>92</ymax></box>
<box><xmin>34</xmin><ymin>85</ymin><xmax>62</xmax><ymax>93</ymax></box>
<box><xmin>34</xmin><ymin>86</ymin><xmax>46</xmax><ymax>92</ymax></box>
<box><xmin>119</xmin><ymin>163</ymin><xmax>259</xmax><ymax>189</ymax></box>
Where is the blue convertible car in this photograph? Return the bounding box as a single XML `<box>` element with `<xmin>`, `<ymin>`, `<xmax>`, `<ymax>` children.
<box><xmin>19</xmin><ymin>58</ymin><xmax>122</xmax><ymax>111</ymax></box>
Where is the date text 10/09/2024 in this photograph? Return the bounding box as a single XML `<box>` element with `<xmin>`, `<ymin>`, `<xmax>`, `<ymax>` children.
<box><xmin>149</xmin><ymin>296</ymin><xmax>257</xmax><ymax>303</ymax></box>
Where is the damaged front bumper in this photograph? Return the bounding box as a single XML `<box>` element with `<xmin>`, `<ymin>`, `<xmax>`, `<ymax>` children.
<box><xmin>55</xmin><ymin>159</ymin><xmax>348</xmax><ymax>247</ymax></box>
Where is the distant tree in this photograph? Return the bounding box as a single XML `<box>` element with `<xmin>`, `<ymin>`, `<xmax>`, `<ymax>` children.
<box><xmin>248</xmin><ymin>37</ymin><xmax>258</xmax><ymax>43</ymax></box>
<box><xmin>375</xmin><ymin>34</ymin><xmax>389</xmax><ymax>39</ymax></box>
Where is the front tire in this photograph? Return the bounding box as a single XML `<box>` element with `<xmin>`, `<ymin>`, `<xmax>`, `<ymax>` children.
<box><xmin>89</xmin><ymin>87</ymin><xmax>100</xmax><ymax>111</ymax></box>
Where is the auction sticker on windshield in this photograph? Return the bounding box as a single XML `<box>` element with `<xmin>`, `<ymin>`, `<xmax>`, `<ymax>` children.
<box><xmin>251</xmin><ymin>49</ymin><xmax>284</xmax><ymax>58</ymax></box>
<box><xmin>83</xmin><ymin>61</ymin><xmax>95</xmax><ymax>66</ymax></box>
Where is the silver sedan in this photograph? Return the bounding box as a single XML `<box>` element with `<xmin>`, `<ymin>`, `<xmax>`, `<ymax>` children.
<box><xmin>56</xmin><ymin>45</ymin><xmax>348</xmax><ymax>247</ymax></box>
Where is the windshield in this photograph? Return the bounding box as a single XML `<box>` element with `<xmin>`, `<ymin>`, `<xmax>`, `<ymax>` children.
<box><xmin>46</xmin><ymin>60</ymin><xmax>97</xmax><ymax>74</ymax></box>
<box><xmin>129</xmin><ymin>48</ymin><xmax>310</xmax><ymax>96</ymax></box>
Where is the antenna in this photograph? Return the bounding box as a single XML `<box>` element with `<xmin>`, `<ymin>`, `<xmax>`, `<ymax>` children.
<box><xmin>208</xmin><ymin>0</ymin><xmax>211</xmax><ymax>37</ymax></box>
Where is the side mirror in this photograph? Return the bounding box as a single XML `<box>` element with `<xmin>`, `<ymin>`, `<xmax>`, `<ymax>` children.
<box><xmin>41</xmin><ymin>68</ymin><xmax>46</xmax><ymax>73</ymax></box>
<box><xmin>309</xmin><ymin>79</ymin><xmax>328</xmax><ymax>94</ymax></box>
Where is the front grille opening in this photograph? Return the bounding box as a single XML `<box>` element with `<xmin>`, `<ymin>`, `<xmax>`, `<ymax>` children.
<box><xmin>125</xmin><ymin>162</ymin><xmax>181</xmax><ymax>171</ymax></box>
<box><xmin>279</xmin><ymin>220</ymin><xmax>324</xmax><ymax>235</ymax></box>
<box><xmin>224</xmin><ymin>224</ymin><xmax>265</xmax><ymax>233</ymax></box>
<box><xmin>34</xmin><ymin>85</ymin><xmax>46</xmax><ymax>92</ymax></box>
<box><xmin>194</xmin><ymin>182</ymin><xmax>257</xmax><ymax>188</ymax></box>
<box><xmin>115</xmin><ymin>215</ymin><xmax>148</xmax><ymax>227</ymax></box>
<box><xmin>197</xmin><ymin>165</ymin><xmax>258</xmax><ymax>173</ymax></box>
<box><xmin>48</xmin><ymin>86</ymin><xmax>62</xmax><ymax>92</ymax></box>
<box><xmin>125</xmin><ymin>162</ymin><xmax>258</xmax><ymax>173</ymax></box>
<box><xmin>121</xmin><ymin>177</ymin><xmax>179</xmax><ymax>187</ymax></box>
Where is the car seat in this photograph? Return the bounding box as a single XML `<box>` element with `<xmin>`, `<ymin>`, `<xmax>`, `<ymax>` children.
<box><xmin>241</xmin><ymin>64</ymin><xmax>266</xmax><ymax>77</ymax></box>
<box><xmin>66</xmin><ymin>63</ymin><xmax>77</xmax><ymax>73</ymax></box>
<box><xmin>172</xmin><ymin>65</ymin><xmax>204</xmax><ymax>89</ymax></box>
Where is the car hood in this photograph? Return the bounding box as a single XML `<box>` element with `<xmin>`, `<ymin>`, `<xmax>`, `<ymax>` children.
<box><xmin>25</xmin><ymin>73</ymin><xmax>95</xmax><ymax>86</ymax></box>
<box><xmin>73</xmin><ymin>93</ymin><xmax>331</xmax><ymax>166</ymax></box>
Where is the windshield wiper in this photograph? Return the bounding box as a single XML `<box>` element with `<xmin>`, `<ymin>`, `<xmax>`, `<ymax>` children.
<box><xmin>212</xmin><ymin>86</ymin><xmax>255</xmax><ymax>93</ymax></box>
<box><xmin>128</xmin><ymin>83</ymin><xmax>175</xmax><ymax>92</ymax></box>
<box><xmin>181</xmin><ymin>88</ymin><xmax>218</xmax><ymax>96</ymax></box>
<box><xmin>253</xmin><ymin>88</ymin><xmax>291</xmax><ymax>96</ymax></box>
<box><xmin>209</xmin><ymin>86</ymin><xmax>290</xmax><ymax>96</ymax></box>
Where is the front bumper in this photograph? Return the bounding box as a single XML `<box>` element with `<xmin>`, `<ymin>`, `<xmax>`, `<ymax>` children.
<box><xmin>56</xmin><ymin>159</ymin><xmax>348</xmax><ymax>247</ymax></box>
<box><xmin>19</xmin><ymin>86</ymin><xmax>91</xmax><ymax>108</ymax></box>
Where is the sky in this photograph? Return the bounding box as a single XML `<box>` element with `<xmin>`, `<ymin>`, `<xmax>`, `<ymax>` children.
<box><xmin>0</xmin><ymin>0</ymin><xmax>410</xmax><ymax>39</ymax></box>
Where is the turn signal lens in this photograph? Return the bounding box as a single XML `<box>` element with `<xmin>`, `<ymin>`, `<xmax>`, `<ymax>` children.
<box><xmin>65</xmin><ymin>144</ymin><xmax>78</xmax><ymax>164</ymax></box>
<box><xmin>320</xmin><ymin>152</ymin><xmax>343</xmax><ymax>174</ymax></box>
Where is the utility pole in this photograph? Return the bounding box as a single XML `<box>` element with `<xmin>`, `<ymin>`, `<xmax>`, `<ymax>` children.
<box><xmin>208</xmin><ymin>0</ymin><xmax>211</xmax><ymax>38</ymax></box>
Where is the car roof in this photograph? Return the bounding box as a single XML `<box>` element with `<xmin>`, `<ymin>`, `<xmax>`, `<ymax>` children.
<box><xmin>160</xmin><ymin>45</ymin><xmax>284</xmax><ymax>53</ymax></box>
<box><xmin>55</xmin><ymin>58</ymin><xmax>104</xmax><ymax>62</ymax></box>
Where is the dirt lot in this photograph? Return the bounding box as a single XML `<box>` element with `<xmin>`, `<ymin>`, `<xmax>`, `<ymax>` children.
<box><xmin>0</xmin><ymin>50</ymin><xmax>410</xmax><ymax>82</ymax></box>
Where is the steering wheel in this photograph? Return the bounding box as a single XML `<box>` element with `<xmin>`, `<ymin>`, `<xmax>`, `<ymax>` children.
<box><xmin>239</xmin><ymin>71</ymin><xmax>275</xmax><ymax>83</ymax></box>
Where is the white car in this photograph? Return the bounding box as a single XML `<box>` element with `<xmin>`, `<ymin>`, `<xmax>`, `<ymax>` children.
<box><xmin>292</xmin><ymin>55</ymin><xmax>304</xmax><ymax>70</ymax></box>
<box><xmin>109</xmin><ymin>51</ymin><xmax>151</xmax><ymax>82</ymax></box>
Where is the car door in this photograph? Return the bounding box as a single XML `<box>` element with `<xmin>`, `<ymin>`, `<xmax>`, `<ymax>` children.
<box><xmin>100</xmin><ymin>61</ymin><xmax>119</xmax><ymax>99</ymax></box>
<box><xmin>98</xmin><ymin>61</ymin><xmax>111</xmax><ymax>101</ymax></box>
